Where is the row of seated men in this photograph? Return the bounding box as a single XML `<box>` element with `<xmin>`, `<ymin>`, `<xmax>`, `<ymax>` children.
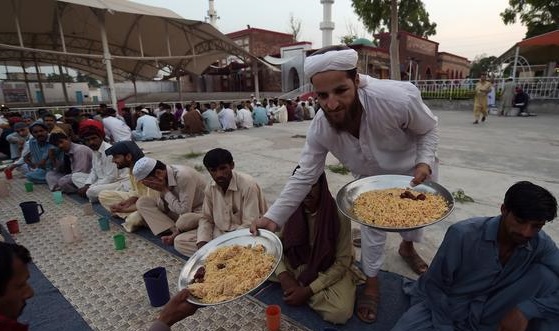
<box><xmin>3</xmin><ymin>124</ymin><xmax>559</xmax><ymax>328</ymax></box>
<box><xmin>3</xmin><ymin>122</ymin><xmax>356</xmax><ymax>324</ymax></box>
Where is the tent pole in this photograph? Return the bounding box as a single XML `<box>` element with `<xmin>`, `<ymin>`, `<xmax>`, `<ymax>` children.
<box><xmin>177</xmin><ymin>73</ymin><xmax>183</xmax><ymax>102</ymax></box>
<box><xmin>97</xmin><ymin>11</ymin><xmax>118</xmax><ymax>108</ymax></box>
<box><xmin>132</xmin><ymin>78</ymin><xmax>137</xmax><ymax>103</ymax></box>
<box><xmin>20</xmin><ymin>59</ymin><xmax>34</xmax><ymax>106</ymax></box>
<box><xmin>12</xmin><ymin>0</ymin><xmax>24</xmax><ymax>47</ymax></box>
<box><xmin>57</xmin><ymin>61</ymin><xmax>69</xmax><ymax>105</ymax></box>
<box><xmin>33</xmin><ymin>56</ymin><xmax>46</xmax><ymax>105</ymax></box>
<box><xmin>512</xmin><ymin>46</ymin><xmax>519</xmax><ymax>81</ymax></box>
<box><xmin>253</xmin><ymin>62</ymin><xmax>260</xmax><ymax>101</ymax></box>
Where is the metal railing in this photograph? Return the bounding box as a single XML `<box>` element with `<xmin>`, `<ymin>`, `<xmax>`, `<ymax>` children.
<box><xmin>411</xmin><ymin>77</ymin><xmax>559</xmax><ymax>100</ymax></box>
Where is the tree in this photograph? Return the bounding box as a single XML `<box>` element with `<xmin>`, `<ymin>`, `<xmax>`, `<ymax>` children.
<box><xmin>500</xmin><ymin>0</ymin><xmax>559</xmax><ymax>38</ymax></box>
<box><xmin>46</xmin><ymin>73</ymin><xmax>74</xmax><ymax>83</ymax></box>
<box><xmin>351</xmin><ymin>0</ymin><xmax>437</xmax><ymax>38</ymax></box>
<box><xmin>340</xmin><ymin>34</ymin><xmax>358</xmax><ymax>45</ymax></box>
<box><xmin>76</xmin><ymin>71</ymin><xmax>101</xmax><ymax>88</ymax></box>
<box><xmin>288</xmin><ymin>13</ymin><xmax>302</xmax><ymax>42</ymax></box>
<box><xmin>389</xmin><ymin>0</ymin><xmax>400</xmax><ymax>80</ymax></box>
<box><xmin>470</xmin><ymin>55</ymin><xmax>498</xmax><ymax>78</ymax></box>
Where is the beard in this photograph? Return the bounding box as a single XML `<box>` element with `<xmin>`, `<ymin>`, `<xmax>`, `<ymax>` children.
<box><xmin>322</xmin><ymin>92</ymin><xmax>361</xmax><ymax>132</ymax></box>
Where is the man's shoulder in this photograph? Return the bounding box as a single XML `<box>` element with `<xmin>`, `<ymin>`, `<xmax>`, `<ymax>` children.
<box><xmin>359</xmin><ymin>75</ymin><xmax>420</xmax><ymax>105</ymax></box>
<box><xmin>234</xmin><ymin>171</ymin><xmax>260</xmax><ymax>187</ymax></box>
<box><xmin>449</xmin><ymin>216</ymin><xmax>496</xmax><ymax>234</ymax></box>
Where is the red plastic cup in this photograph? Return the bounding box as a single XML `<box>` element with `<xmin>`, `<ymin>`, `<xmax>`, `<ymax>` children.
<box><xmin>5</xmin><ymin>168</ymin><xmax>13</xmax><ymax>180</ymax></box>
<box><xmin>6</xmin><ymin>219</ymin><xmax>19</xmax><ymax>234</ymax></box>
<box><xmin>265</xmin><ymin>305</ymin><xmax>281</xmax><ymax>331</ymax></box>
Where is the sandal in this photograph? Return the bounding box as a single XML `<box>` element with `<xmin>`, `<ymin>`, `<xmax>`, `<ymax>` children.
<box><xmin>352</xmin><ymin>228</ymin><xmax>361</xmax><ymax>248</ymax></box>
<box><xmin>398</xmin><ymin>248</ymin><xmax>428</xmax><ymax>275</ymax></box>
<box><xmin>356</xmin><ymin>292</ymin><xmax>379</xmax><ymax>324</ymax></box>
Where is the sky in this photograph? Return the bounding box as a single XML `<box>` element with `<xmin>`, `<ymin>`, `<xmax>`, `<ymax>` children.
<box><xmin>133</xmin><ymin>0</ymin><xmax>527</xmax><ymax>61</ymax></box>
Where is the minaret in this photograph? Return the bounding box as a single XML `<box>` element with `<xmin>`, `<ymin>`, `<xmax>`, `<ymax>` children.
<box><xmin>207</xmin><ymin>0</ymin><xmax>218</xmax><ymax>28</ymax></box>
<box><xmin>320</xmin><ymin>0</ymin><xmax>335</xmax><ymax>47</ymax></box>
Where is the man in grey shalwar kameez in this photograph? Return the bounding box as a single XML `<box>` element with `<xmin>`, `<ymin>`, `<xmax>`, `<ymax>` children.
<box><xmin>392</xmin><ymin>181</ymin><xmax>559</xmax><ymax>331</ymax></box>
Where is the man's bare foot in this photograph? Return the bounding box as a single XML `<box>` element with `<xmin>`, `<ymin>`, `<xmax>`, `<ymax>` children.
<box><xmin>357</xmin><ymin>276</ymin><xmax>380</xmax><ymax>323</ymax></box>
<box><xmin>161</xmin><ymin>229</ymin><xmax>180</xmax><ymax>246</ymax></box>
<box><xmin>398</xmin><ymin>240</ymin><xmax>428</xmax><ymax>275</ymax></box>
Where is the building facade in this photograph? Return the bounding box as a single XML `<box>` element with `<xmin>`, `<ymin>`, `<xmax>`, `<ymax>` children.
<box><xmin>375</xmin><ymin>31</ymin><xmax>470</xmax><ymax>81</ymax></box>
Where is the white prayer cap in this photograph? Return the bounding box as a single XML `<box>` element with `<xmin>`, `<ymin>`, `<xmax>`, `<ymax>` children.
<box><xmin>140</xmin><ymin>108</ymin><xmax>149</xmax><ymax>114</ymax></box>
<box><xmin>304</xmin><ymin>48</ymin><xmax>358</xmax><ymax>80</ymax></box>
<box><xmin>133</xmin><ymin>156</ymin><xmax>156</xmax><ymax>180</ymax></box>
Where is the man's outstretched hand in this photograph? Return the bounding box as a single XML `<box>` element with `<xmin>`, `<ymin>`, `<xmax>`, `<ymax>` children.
<box><xmin>250</xmin><ymin>217</ymin><xmax>279</xmax><ymax>235</ymax></box>
<box><xmin>157</xmin><ymin>289</ymin><xmax>198</xmax><ymax>327</ymax></box>
<box><xmin>497</xmin><ymin>308</ymin><xmax>528</xmax><ymax>331</ymax></box>
<box><xmin>411</xmin><ymin>163</ymin><xmax>431</xmax><ymax>186</ymax></box>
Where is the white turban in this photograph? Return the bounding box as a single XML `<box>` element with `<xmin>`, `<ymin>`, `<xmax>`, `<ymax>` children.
<box><xmin>304</xmin><ymin>49</ymin><xmax>358</xmax><ymax>79</ymax></box>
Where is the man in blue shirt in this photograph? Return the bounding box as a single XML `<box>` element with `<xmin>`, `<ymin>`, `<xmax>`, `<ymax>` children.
<box><xmin>392</xmin><ymin>181</ymin><xmax>559</xmax><ymax>331</ymax></box>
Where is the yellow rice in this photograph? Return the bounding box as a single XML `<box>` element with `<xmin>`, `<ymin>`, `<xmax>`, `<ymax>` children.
<box><xmin>353</xmin><ymin>188</ymin><xmax>448</xmax><ymax>228</ymax></box>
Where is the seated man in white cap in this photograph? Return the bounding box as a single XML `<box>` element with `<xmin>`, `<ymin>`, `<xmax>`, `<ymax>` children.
<box><xmin>133</xmin><ymin>157</ymin><xmax>207</xmax><ymax>252</ymax></box>
<box><xmin>171</xmin><ymin>148</ymin><xmax>268</xmax><ymax>256</ymax></box>
<box><xmin>132</xmin><ymin>108</ymin><xmax>162</xmax><ymax>141</ymax></box>
<box><xmin>251</xmin><ymin>45</ymin><xmax>439</xmax><ymax>323</ymax></box>
<box><xmin>98</xmin><ymin>141</ymin><xmax>157</xmax><ymax>232</ymax></box>
<box><xmin>252</xmin><ymin>102</ymin><xmax>269</xmax><ymax>127</ymax></box>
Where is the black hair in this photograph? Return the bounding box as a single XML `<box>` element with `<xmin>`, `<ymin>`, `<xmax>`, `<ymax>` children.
<box><xmin>0</xmin><ymin>243</ymin><xmax>32</xmax><ymax>295</ymax></box>
<box><xmin>42</xmin><ymin>113</ymin><xmax>55</xmax><ymax>120</ymax></box>
<box><xmin>203</xmin><ymin>148</ymin><xmax>233</xmax><ymax>169</ymax></box>
<box><xmin>175</xmin><ymin>103</ymin><xmax>183</xmax><ymax>109</ymax></box>
<box><xmin>504</xmin><ymin>181</ymin><xmax>557</xmax><ymax>222</ymax></box>
<box><xmin>48</xmin><ymin>132</ymin><xmax>69</xmax><ymax>145</ymax></box>
<box><xmin>146</xmin><ymin>160</ymin><xmax>166</xmax><ymax>178</ymax></box>
<box><xmin>308</xmin><ymin>44</ymin><xmax>358</xmax><ymax>82</ymax></box>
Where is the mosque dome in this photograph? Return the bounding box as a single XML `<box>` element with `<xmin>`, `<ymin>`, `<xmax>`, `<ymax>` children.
<box><xmin>351</xmin><ymin>38</ymin><xmax>374</xmax><ymax>46</ymax></box>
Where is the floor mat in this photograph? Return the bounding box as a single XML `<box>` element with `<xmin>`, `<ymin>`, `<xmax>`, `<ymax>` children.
<box><xmin>252</xmin><ymin>271</ymin><xmax>410</xmax><ymax>331</ymax></box>
<box><xmin>1</xmin><ymin>228</ymin><xmax>91</xmax><ymax>331</ymax></box>
<box><xmin>86</xmin><ymin>197</ymin><xmax>413</xmax><ymax>330</ymax></box>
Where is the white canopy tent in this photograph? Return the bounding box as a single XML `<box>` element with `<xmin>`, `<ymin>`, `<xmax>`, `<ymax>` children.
<box><xmin>0</xmin><ymin>0</ymin><xmax>271</xmax><ymax>106</ymax></box>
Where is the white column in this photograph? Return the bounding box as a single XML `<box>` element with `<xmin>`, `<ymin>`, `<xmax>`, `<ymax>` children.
<box><xmin>97</xmin><ymin>11</ymin><xmax>118</xmax><ymax>108</ymax></box>
<box><xmin>252</xmin><ymin>62</ymin><xmax>260</xmax><ymax>100</ymax></box>
<box><xmin>320</xmin><ymin>0</ymin><xmax>335</xmax><ymax>47</ymax></box>
<box><xmin>511</xmin><ymin>46</ymin><xmax>519</xmax><ymax>81</ymax></box>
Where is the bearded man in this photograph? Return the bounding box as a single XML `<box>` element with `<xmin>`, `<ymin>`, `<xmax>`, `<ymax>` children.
<box><xmin>251</xmin><ymin>45</ymin><xmax>439</xmax><ymax>323</ymax></box>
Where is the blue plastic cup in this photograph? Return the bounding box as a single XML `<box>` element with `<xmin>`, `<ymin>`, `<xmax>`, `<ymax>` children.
<box><xmin>143</xmin><ymin>267</ymin><xmax>170</xmax><ymax>307</ymax></box>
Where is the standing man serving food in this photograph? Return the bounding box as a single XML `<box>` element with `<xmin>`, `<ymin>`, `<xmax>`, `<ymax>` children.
<box><xmin>250</xmin><ymin>45</ymin><xmax>439</xmax><ymax>323</ymax></box>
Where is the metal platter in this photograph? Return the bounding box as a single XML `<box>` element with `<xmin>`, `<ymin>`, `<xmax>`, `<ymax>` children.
<box><xmin>177</xmin><ymin>228</ymin><xmax>283</xmax><ymax>306</ymax></box>
<box><xmin>336</xmin><ymin>175</ymin><xmax>455</xmax><ymax>232</ymax></box>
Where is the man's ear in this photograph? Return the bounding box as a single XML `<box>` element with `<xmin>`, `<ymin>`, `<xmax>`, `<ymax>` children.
<box><xmin>354</xmin><ymin>74</ymin><xmax>360</xmax><ymax>87</ymax></box>
<box><xmin>500</xmin><ymin>204</ymin><xmax>507</xmax><ymax>216</ymax></box>
<box><xmin>230</xmin><ymin>162</ymin><xmax>235</xmax><ymax>170</ymax></box>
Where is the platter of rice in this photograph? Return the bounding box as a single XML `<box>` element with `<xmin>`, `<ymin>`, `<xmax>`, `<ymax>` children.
<box><xmin>336</xmin><ymin>175</ymin><xmax>454</xmax><ymax>232</ymax></box>
<box><xmin>178</xmin><ymin>228</ymin><xmax>282</xmax><ymax>306</ymax></box>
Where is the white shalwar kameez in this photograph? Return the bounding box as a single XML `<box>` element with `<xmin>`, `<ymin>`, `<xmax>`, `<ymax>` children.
<box><xmin>264</xmin><ymin>74</ymin><xmax>439</xmax><ymax>278</ymax></box>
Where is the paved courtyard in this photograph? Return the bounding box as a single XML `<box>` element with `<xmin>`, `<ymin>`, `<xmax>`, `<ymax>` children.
<box><xmin>2</xmin><ymin>109</ymin><xmax>558</xmax><ymax>330</ymax></box>
<box><xmin>141</xmin><ymin>109</ymin><xmax>559</xmax><ymax>279</ymax></box>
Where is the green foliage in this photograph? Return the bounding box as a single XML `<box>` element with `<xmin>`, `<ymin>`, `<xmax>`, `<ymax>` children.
<box><xmin>351</xmin><ymin>0</ymin><xmax>437</xmax><ymax>37</ymax></box>
<box><xmin>452</xmin><ymin>189</ymin><xmax>475</xmax><ymax>203</ymax></box>
<box><xmin>46</xmin><ymin>73</ymin><xmax>74</xmax><ymax>83</ymax></box>
<box><xmin>420</xmin><ymin>89</ymin><xmax>475</xmax><ymax>100</ymax></box>
<box><xmin>500</xmin><ymin>0</ymin><xmax>559</xmax><ymax>38</ymax></box>
<box><xmin>183</xmin><ymin>150</ymin><xmax>204</xmax><ymax>159</ymax></box>
<box><xmin>340</xmin><ymin>34</ymin><xmax>358</xmax><ymax>45</ymax></box>
<box><xmin>76</xmin><ymin>71</ymin><xmax>101</xmax><ymax>88</ymax></box>
<box><xmin>327</xmin><ymin>164</ymin><xmax>351</xmax><ymax>175</ymax></box>
<box><xmin>470</xmin><ymin>55</ymin><xmax>498</xmax><ymax>78</ymax></box>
